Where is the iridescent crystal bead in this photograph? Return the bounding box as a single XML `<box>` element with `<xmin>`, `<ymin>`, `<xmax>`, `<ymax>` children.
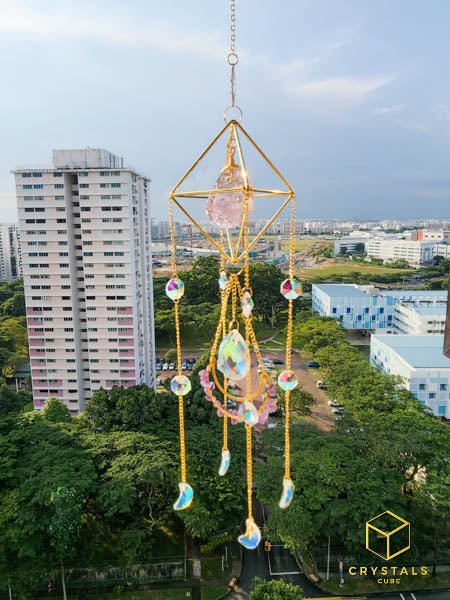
<box><xmin>280</xmin><ymin>278</ymin><xmax>302</xmax><ymax>300</ymax></box>
<box><xmin>278</xmin><ymin>370</ymin><xmax>298</xmax><ymax>391</ymax></box>
<box><xmin>238</xmin><ymin>401</ymin><xmax>259</xmax><ymax>427</ymax></box>
<box><xmin>170</xmin><ymin>375</ymin><xmax>191</xmax><ymax>396</ymax></box>
<box><xmin>217</xmin><ymin>329</ymin><xmax>248</xmax><ymax>381</ymax></box>
<box><xmin>241</xmin><ymin>291</ymin><xmax>254</xmax><ymax>318</ymax></box>
<box><xmin>165</xmin><ymin>278</ymin><xmax>184</xmax><ymax>301</ymax></box>
<box><xmin>218</xmin><ymin>271</ymin><xmax>229</xmax><ymax>291</ymax></box>
<box><xmin>205</xmin><ymin>149</ymin><xmax>254</xmax><ymax>229</ymax></box>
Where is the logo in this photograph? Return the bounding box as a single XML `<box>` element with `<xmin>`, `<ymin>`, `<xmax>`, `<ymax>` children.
<box><xmin>365</xmin><ymin>510</ymin><xmax>410</xmax><ymax>561</ymax></box>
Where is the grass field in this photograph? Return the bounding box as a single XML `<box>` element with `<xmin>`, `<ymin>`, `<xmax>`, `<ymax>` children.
<box><xmin>295</xmin><ymin>262</ymin><xmax>410</xmax><ymax>280</ymax></box>
<box><xmin>281</xmin><ymin>238</ymin><xmax>328</xmax><ymax>252</ymax></box>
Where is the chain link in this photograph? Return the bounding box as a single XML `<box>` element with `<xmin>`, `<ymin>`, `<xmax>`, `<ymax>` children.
<box><xmin>228</xmin><ymin>0</ymin><xmax>237</xmax><ymax>107</ymax></box>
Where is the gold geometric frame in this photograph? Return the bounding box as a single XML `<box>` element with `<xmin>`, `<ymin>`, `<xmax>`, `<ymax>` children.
<box><xmin>170</xmin><ymin>119</ymin><xmax>294</xmax><ymax>265</ymax></box>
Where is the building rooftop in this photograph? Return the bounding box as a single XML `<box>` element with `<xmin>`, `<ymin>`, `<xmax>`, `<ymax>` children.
<box><xmin>372</xmin><ymin>335</ymin><xmax>450</xmax><ymax>369</ymax></box>
<box><xmin>313</xmin><ymin>284</ymin><xmax>368</xmax><ymax>297</ymax></box>
<box><xmin>408</xmin><ymin>306</ymin><xmax>447</xmax><ymax>316</ymax></box>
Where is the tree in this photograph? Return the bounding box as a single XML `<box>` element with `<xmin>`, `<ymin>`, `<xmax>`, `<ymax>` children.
<box><xmin>165</xmin><ymin>349</ymin><xmax>177</xmax><ymax>364</ymax></box>
<box><xmin>354</xmin><ymin>243</ymin><xmax>365</xmax><ymax>253</ymax></box>
<box><xmin>0</xmin><ymin>292</ymin><xmax>25</xmax><ymax>318</ymax></box>
<box><xmin>42</xmin><ymin>397</ymin><xmax>72</xmax><ymax>423</ymax></box>
<box><xmin>250</xmin><ymin>577</ymin><xmax>304</xmax><ymax>599</ymax></box>
<box><xmin>49</xmin><ymin>487</ymin><xmax>82</xmax><ymax>600</ymax></box>
<box><xmin>249</xmin><ymin>263</ymin><xmax>285</xmax><ymax>327</ymax></box>
<box><xmin>292</xmin><ymin>316</ymin><xmax>346</xmax><ymax>355</ymax></box>
<box><xmin>0</xmin><ymin>385</ymin><xmax>26</xmax><ymax>416</ymax></box>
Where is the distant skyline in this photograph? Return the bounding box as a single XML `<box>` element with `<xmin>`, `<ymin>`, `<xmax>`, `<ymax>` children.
<box><xmin>1</xmin><ymin>0</ymin><xmax>450</xmax><ymax>221</ymax></box>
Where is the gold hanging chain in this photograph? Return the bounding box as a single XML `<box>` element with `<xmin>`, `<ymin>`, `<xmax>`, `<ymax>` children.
<box><xmin>228</xmin><ymin>0</ymin><xmax>238</xmax><ymax>107</ymax></box>
<box><xmin>284</xmin><ymin>194</ymin><xmax>296</xmax><ymax>480</ymax></box>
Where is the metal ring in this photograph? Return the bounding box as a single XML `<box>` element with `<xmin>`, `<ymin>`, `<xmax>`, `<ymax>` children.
<box><xmin>223</xmin><ymin>105</ymin><xmax>243</xmax><ymax>123</ymax></box>
<box><xmin>227</xmin><ymin>52</ymin><xmax>239</xmax><ymax>66</ymax></box>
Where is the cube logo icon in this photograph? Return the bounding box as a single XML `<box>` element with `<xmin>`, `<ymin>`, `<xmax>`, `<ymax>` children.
<box><xmin>366</xmin><ymin>511</ymin><xmax>410</xmax><ymax>561</ymax></box>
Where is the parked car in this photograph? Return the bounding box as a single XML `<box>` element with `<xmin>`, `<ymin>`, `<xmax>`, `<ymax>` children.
<box><xmin>307</xmin><ymin>361</ymin><xmax>320</xmax><ymax>368</ymax></box>
<box><xmin>182</xmin><ymin>361</ymin><xmax>188</xmax><ymax>370</ymax></box>
<box><xmin>316</xmin><ymin>380</ymin><xmax>328</xmax><ymax>389</ymax></box>
<box><xmin>328</xmin><ymin>400</ymin><xmax>341</xmax><ymax>407</ymax></box>
<box><xmin>187</xmin><ymin>363</ymin><xmax>193</xmax><ymax>371</ymax></box>
<box><xmin>156</xmin><ymin>363</ymin><xmax>162</xmax><ymax>371</ymax></box>
<box><xmin>331</xmin><ymin>407</ymin><xmax>344</xmax><ymax>414</ymax></box>
<box><xmin>162</xmin><ymin>363</ymin><xmax>169</xmax><ymax>371</ymax></box>
<box><xmin>169</xmin><ymin>363</ymin><xmax>175</xmax><ymax>370</ymax></box>
<box><xmin>273</xmin><ymin>359</ymin><xmax>284</xmax><ymax>365</ymax></box>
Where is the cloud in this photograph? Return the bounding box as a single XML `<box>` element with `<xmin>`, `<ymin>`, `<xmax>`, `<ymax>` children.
<box><xmin>435</xmin><ymin>104</ymin><xmax>450</xmax><ymax>121</ymax></box>
<box><xmin>287</xmin><ymin>76</ymin><xmax>393</xmax><ymax>100</ymax></box>
<box><xmin>373</xmin><ymin>104</ymin><xmax>404</xmax><ymax>115</ymax></box>
<box><xmin>0</xmin><ymin>1</ymin><xmax>393</xmax><ymax>106</ymax></box>
<box><xmin>0</xmin><ymin>0</ymin><xmax>224</xmax><ymax>59</ymax></box>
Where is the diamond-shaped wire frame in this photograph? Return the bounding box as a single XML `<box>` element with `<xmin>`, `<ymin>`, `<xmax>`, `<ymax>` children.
<box><xmin>170</xmin><ymin>120</ymin><xmax>294</xmax><ymax>265</ymax></box>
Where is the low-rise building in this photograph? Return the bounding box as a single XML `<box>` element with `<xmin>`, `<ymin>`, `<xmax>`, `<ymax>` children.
<box><xmin>393</xmin><ymin>302</ymin><xmax>447</xmax><ymax>335</ymax></box>
<box><xmin>366</xmin><ymin>238</ymin><xmax>450</xmax><ymax>264</ymax></box>
<box><xmin>312</xmin><ymin>284</ymin><xmax>447</xmax><ymax>331</ymax></box>
<box><xmin>371</xmin><ymin>334</ymin><xmax>450</xmax><ymax>418</ymax></box>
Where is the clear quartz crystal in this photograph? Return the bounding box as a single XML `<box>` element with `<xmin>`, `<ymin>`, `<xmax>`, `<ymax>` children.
<box><xmin>205</xmin><ymin>147</ymin><xmax>254</xmax><ymax>229</ymax></box>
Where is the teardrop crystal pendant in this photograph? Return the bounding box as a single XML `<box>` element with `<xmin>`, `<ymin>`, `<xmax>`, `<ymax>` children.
<box><xmin>280</xmin><ymin>278</ymin><xmax>302</xmax><ymax>300</ymax></box>
<box><xmin>279</xmin><ymin>477</ymin><xmax>294</xmax><ymax>509</ymax></box>
<box><xmin>205</xmin><ymin>146</ymin><xmax>254</xmax><ymax>229</ymax></box>
<box><xmin>241</xmin><ymin>291</ymin><xmax>254</xmax><ymax>318</ymax></box>
<box><xmin>173</xmin><ymin>482</ymin><xmax>194</xmax><ymax>511</ymax></box>
<box><xmin>217</xmin><ymin>329</ymin><xmax>248</xmax><ymax>381</ymax></box>
<box><xmin>238</xmin><ymin>518</ymin><xmax>261</xmax><ymax>550</ymax></box>
<box><xmin>218</xmin><ymin>449</ymin><xmax>231</xmax><ymax>476</ymax></box>
<box><xmin>166</xmin><ymin>278</ymin><xmax>185</xmax><ymax>301</ymax></box>
<box><xmin>238</xmin><ymin>401</ymin><xmax>259</xmax><ymax>427</ymax></box>
<box><xmin>218</xmin><ymin>271</ymin><xmax>229</xmax><ymax>291</ymax></box>
<box><xmin>277</xmin><ymin>370</ymin><xmax>298</xmax><ymax>391</ymax></box>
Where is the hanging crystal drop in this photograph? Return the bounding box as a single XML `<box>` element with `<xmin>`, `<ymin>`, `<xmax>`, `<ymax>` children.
<box><xmin>241</xmin><ymin>291</ymin><xmax>254</xmax><ymax>318</ymax></box>
<box><xmin>173</xmin><ymin>482</ymin><xmax>194</xmax><ymax>511</ymax></box>
<box><xmin>218</xmin><ymin>449</ymin><xmax>231</xmax><ymax>476</ymax></box>
<box><xmin>170</xmin><ymin>375</ymin><xmax>191</xmax><ymax>396</ymax></box>
<box><xmin>278</xmin><ymin>370</ymin><xmax>298</xmax><ymax>391</ymax></box>
<box><xmin>238</xmin><ymin>518</ymin><xmax>261</xmax><ymax>550</ymax></box>
<box><xmin>205</xmin><ymin>145</ymin><xmax>254</xmax><ymax>229</ymax></box>
<box><xmin>238</xmin><ymin>401</ymin><xmax>259</xmax><ymax>427</ymax></box>
<box><xmin>280</xmin><ymin>278</ymin><xmax>302</xmax><ymax>300</ymax></box>
<box><xmin>218</xmin><ymin>271</ymin><xmax>229</xmax><ymax>291</ymax></box>
<box><xmin>165</xmin><ymin>278</ymin><xmax>185</xmax><ymax>301</ymax></box>
<box><xmin>279</xmin><ymin>477</ymin><xmax>294</xmax><ymax>509</ymax></box>
<box><xmin>217</xmin><ymin>329</ymin><xmax>248</xmax><ymax>381</ymax></box>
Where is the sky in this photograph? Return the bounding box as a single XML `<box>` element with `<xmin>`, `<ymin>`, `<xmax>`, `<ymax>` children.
<box><xmin>1</xmin><ymin>0</ymin><xmax>450</xmax><ymax>222</ymax></box>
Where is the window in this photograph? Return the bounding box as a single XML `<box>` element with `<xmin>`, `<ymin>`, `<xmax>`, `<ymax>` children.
<box><xmin>79</xmin><ymin>172</ymin><xmax>88</xmax><ymax>177</ymax></box>
<box><xmin>111</xmin><ymin>183</ymin><xmax>121</xmax><ymax>188</ymax></box>
<box><xmin>79</xmin><ymin>183</ymin><xmax>89</xmax><ymax>188</ymax></box>
<box><xmin>80</xmin><ymin>206</ymin><xmax>90</xmax><ymax>211</ymax></box>
<box><xmin>53</xmin><ymin>172</ymin><xmax>63</xmax><ymax>177</ymax></box>
<box><xmin>22</xmin><ymin>173</ymin><xmax>32</xmax><ymax>178</ymax></box>
<box><xmin>439</xmin><ymin>383</ymin><xmax>448</xmax><ymax>391</ymax></box>
<box><xmin>438</xmin><ymin>405</ymin><xmax>446</xmax><ymax>415</ymax></box>
<box><xmin>23</xmin><ymin>185</ymin><xmax>32</xmax><ymax>189</ymax></box>
<box><xmin>54</xmin><ymin>184</ymin><xmax>64</xmax><ymax>189</ymax></box>
<box><xmin>33</xmin><ymin>184</ymin><xmax>43</xmax><ymax>189</ymax></box>
<box><xmin>100</xmin><ymin>183</ymin><xmax>110</xmax><ymax>188</ymax></box>
<box><xmin>55</xmin><ymin>195</ymin><xmax>64</xmax><ymax>200</ymax></box>
<box><xmin>33</xmin><ymin>173</ymin><xmax>42</xmax><ymax>177</ymax></box>
<box><xmin>418</xmin><ymin>383</ymin><xmax>426</xmax><ymax>390</ymax></box>
<box><xmin>428</xmin><ymin>392</ymin><xmax>436</xmax><ymax>399</ymax></box>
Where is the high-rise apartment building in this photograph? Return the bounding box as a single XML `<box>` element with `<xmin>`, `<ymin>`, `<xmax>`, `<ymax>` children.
<box><xmin>0</xmin><ymin>223</ymin><xmax>22</xmax><ymax>281</ymax></box>
<box><xmin>13</xmin><ymin>148</ymin><xmax>155</xmax><ymax>414</ymax></box>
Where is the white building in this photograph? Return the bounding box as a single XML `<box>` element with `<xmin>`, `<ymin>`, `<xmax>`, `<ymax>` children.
<box><xmin>333</xmin><ymin>236</ymin><xmax>370</xmax><ymax>256</ymax></box>
<box><xmin>393</xmin><ymin>302</ymin><xmax>447</xmax><ymax>335</ymax></box>
<box><xmin>0</xmin><ymin>224</ymin><xmax>22</xmax><ymax>281</ymax></box>
<box><xmin>366</xmin><ymin>238</ymin><xmax>449</xmax><ymax>264</ymax></box>
<box><xmin>13</xmin><ymin>148</ymin><xmax>156</xmax><ymax>414</ymax></box>
<box><xmin>312</xmin><ymin>283</ymin><xmax>447</xmax><ymax>331</ymax></box>
<box><xmin>371</xmin><ymin>334</ymin><xmax>450</xmax><ymax>418</ymax></box>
